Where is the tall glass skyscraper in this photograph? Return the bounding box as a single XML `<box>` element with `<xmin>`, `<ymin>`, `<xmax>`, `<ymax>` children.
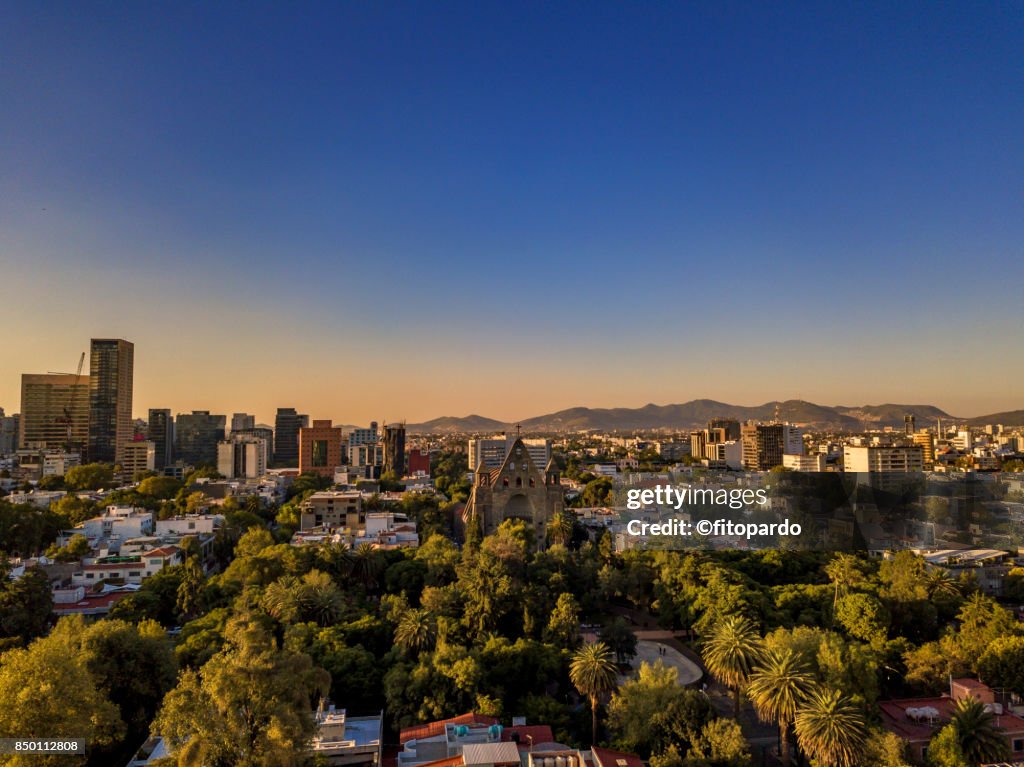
<box><xmin>147</xmin><ymin>408</ymin><xmax>174</xmax><ymax>469</ymax></box>
<box><xmin>88</xmin><ymin>338</ymin><xmax>134</xmax><ymax>464</ymax></box>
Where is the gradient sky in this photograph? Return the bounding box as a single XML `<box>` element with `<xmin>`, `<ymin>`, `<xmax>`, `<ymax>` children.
<box><xmin>2</xmin><ymin>2</ymin><xmax>1023</xmax><ymax>424</ymax></box>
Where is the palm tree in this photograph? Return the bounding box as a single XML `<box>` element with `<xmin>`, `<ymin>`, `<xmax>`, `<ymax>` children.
<box><xmin>747</xmin><ymin>648</ymin><xmax>813</xmax><ymax>766</ymax></box>
<box><xmin>352</xmin><ymin>543</ymin><xmax>383</xmax><ymax>590</ymax></box>
<box><xmin>794</xmin><ymin>686</ymin><xmax>867</xmax><ymax>767</ymax></box>
<box><xmin>570</xmin><ymin>641</ymin><xmax>618</xmax><ymax>745</ymax></box>
<box><xmin>702</xmin><ymin>616</ymin><xmax>763</xmax><ymax>716</ymax></box>
<box><xmin>299</xmin><ymin>571</ymin><xmax>346</xmax><ymax>626</ymax></box>
<box><xmin>824</xmin><ymin>553</ymin><xmax>864</xmax><ymax>614</ymax></box>
<box><xmin>395</xmin><ymin>608</ymin><xmax>436</xmax><ymax>655</ymax></box>
<box><xmin>549</xmin><ymin>511</ymin><xmax>574</xmax><ymax>547</ymax></box>
<box><xmin>952</xmin><ymin>697</ymin><xmax>1009</xmax><ymax>765</ymax></box>
<box><xmin>924</xmin><ymin>568</ymin><xmax>960</xmax><ymax>600</ymax></box>
<box><xmin>261</xmin><ymin>575</ymin><xmax>301</xmax><ymax>622</ymax></box>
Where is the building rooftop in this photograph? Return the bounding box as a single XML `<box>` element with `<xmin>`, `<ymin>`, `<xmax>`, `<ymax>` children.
<box><xmin>461</xmin><ymin>743</ymin><xmax>521</xmax><ymax>766</ymax></box>
<box><xmin>401</xmin><ymin>714</ymin><xmax>499</xmax><ymax>744</ymax></box>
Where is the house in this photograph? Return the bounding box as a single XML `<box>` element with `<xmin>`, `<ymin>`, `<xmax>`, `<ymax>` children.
<box><xmin>71</xmin><ymin>545</ymin><xmax>182</xmax><ymax>587</ymax></box>
<box><xmin>311</xmin><ymin>704</ymin><xmax>383</xmax><ymax>767</ymax></box>
<box><xmin>398</xmin><ymin>714</ymin><xmax>559</xmax><ymax>767</ymax></box>
<box><xmin>880</xmin><ymin>679</ymin><xmax>1024</xmax><ymax>763</ymax></box>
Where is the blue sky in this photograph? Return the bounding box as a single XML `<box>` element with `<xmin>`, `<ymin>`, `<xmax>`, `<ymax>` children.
<box><xmin>2</xmin><ymin>2</ymin><xmax>1022</xmax><ymax>422</ymax></box>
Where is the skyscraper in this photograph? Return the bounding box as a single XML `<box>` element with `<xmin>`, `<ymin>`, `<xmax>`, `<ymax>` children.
<box><xmin>147</xmin><ymin>408</ymin><xmax>174</xmax><ymax>469</ymax></box>
<box><xmin>383</xmin><ymin>422</ymin><xmax>406</xmax><ymax>477</ymax></box>
<box><xmin>88</xmin><ymin>338</ymin><xmax>134</xmax><ymax>464</ymax></box>
<box><xmin>0</xmin><ymin>408</ymin><xmax>18</xmax><ymax>454</ymax></box>
<box><xmin>740</xmin><ymin>423</ymin><xmax>801</xmax><ymax>470</ymax></box>
<box><xmin>19</xmin><ymin>373</ymin><xmax>90</xmax><ymax>451</ymax></box>
<box><xmin>274</xmin><ymin>407</ymin><xmax>308</xmax><ymax>466</ymax></box>
<box><xmin>231</xmin><ymin>413</ymin><xmax>256</xmax><ymax>432</ymax></box>
<box><xmin>298</xmin><ymin>420</ymin><xmax>344</xmax><ymax>478</ymax></box>
<box><xmin>175</xmin><ymin>411</ymin><xmax>226</xmax><ymax>466</ymax></box>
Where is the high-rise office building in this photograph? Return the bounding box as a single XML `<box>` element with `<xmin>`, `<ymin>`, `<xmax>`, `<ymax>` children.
<box><xmin>0</xmin><ymin>408</ymin><xmax>20</xmax><ymax>454</ymax></box>
<box><xmin>175</xmin><ymin>411</ymin><xmax>226</xmax><ymax>466</ymax></box>
<box><xmin>707</xmin><ymin>419</ymin><xmax>741</xmax><ymax>441</ymax></box>
<box><xmin>88</xmin><ymin>338</ymin><xmax>134</xmax><ymax>464</ymax></box>
<box><xmin>299</xmin><ymin>420</ymin><xmax>344</xmax><ymax>478</ymax></box>
<box><xmin>121</xmin><ymin>440</ymin><xmax>156</xmax><ymax>477</ymax></box>
<box><xmin>741</xmin><ymin>423</ymin><xmax>801</xmax><ymax>470</ymax></box>
<box><xmin>233</xmin><ymin>426</ymin><xmax>274</xmax><ymax>459</ymax></box>
<box><xmin>19</xmin><ymin>373</ymin><xmax>91</xmax><ymax>451</ymax></box>
<box><xmin>231</xmin><ymin>413</ymin><xmax>256</xmax><ymax>432</ymax></box>
<box><xmin>382</xmin><ymin>423</ymin><xmax>406</xmax><ymax>477</ymax></box>
<box><xmin>913</xmin><ymin>430</ymin><xmax>936</xmax><ymax>465</ymax></box>
<box><xmin>904</xmin><ymin>415</ymin><xmax>916</xmax><ymax>436</ymax></box>
<box><xmin>217</xmin><ymin>434</ymin><xmax>269</xmax><ymax>479</ymax></box>
<box><xmin>274</xmin><ymin>407</ymin><xmax>308</xmax><ymax>465</ymax></box>
<box><xmin>147</xmin><ymin>409</ymin><xmax>174</xmax><ymax>470</ymax></box>
<box><xmin>348</xmin><ymin>422</ymin><xmax>379</xmax><ymax>452</ymax></box>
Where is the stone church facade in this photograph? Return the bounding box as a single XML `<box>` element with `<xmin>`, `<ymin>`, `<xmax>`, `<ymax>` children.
<box><xmin>459</xmin><ymin>437</ymin><xmax>563</xmax><ymax>547</ymax></box>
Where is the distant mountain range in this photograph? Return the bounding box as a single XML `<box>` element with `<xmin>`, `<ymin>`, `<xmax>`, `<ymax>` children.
<box><xmin>406</xmin><ymin>399</ymin><xmax>1023</xmax><ymax>434</ymax></box>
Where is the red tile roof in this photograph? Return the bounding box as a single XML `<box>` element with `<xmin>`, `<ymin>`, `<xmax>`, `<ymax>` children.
<box><xmin>399</xmin><ymin>714</ymin><xmax>499</xmax><ymax>744</ymax></box>
<box><xmin>591</xmin><ymin>747</ymin><xmax>645</xmax><ymax>767</ymax></box>
<box><xmin>879</xmin><ymin>696</ymin><xmax>1024</xmax><ymax>744</ymax></box>
<box><xmin>52</xmin><ymin>591</ymin><xmax>130</xmax><ymax>613</ymax></box>
<box><xmin>502</xmin><ymin>726</ymin><xmax>554</xmax><ymax>748</ymax></box>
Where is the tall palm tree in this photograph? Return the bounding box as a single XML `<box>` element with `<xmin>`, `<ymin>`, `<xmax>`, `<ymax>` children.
<box><xmin>952</xmin><ymin>697</ymin><xmax>1009</xmax><ymax>765</ymax></box>
<box><xmin>299</xmin><ymin>571</ymin><xmax>347</xmax><ymax>627</ymax></box>
<box><xmin>924</xmin><ymin>568</ymin><xmax>961</xmax><ymax>600</ymax></box>
<box><xmin>549</xmin><ymin>511</ymin><xmax>574</xmax><ymax>547</ymax></box>
<box><xmin>702</xmin><ymin>616</ymin><xmax>763</xmax><ymax>716</ymax></box>
<box><xmin>352</xmin><ymin>543</ymin><xmax>383</xmax><ymax>590</ymax></box>
<box><xmin>794</xmin><ymin>686</ymin><xmax>867</xmax><ymax>767</ymax></box>
<box><xmin>570</xmin><ymin>641</ymin><xmax>618</xmax><ymax>745</ymax></box>
<box><xmin>824</xmin><ymin>553</ymin><xmax>864</xmax><ymax>614</ymax></box>
<box><xmin>395</xmin><ymin>608</ymin><xmax>436</xmax><ymax>656</ymax></box>
<box><xmin>747</xmin><ymin>648</ymin><xmax>813</xmax><ymax>767</ymax></box>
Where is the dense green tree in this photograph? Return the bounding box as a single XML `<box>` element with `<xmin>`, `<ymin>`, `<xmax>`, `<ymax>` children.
<box><xmin>47</xmin><ymin>532</ymin><xmax>92</xmax><ymax>562</ymax></box>
<box><xmin>685</xmin><ymin>718</ymin><xmax>751</xmax><ymax>767</ymax></box>
<box><xmin>137</xmin><ymin>476</ymin><xmax>183</xmax><ymax>499</ymax></box>
<box><xmin>65</xmin><ymin>463</ymin><xmax>115</xmax><ymax>491</ymax></box>
<box><xmin>50</xmin><ymin>494</ymin><xmax>99</xmax><ymax>526</ymax></box>
<box><xmin>834</xmin><ymin>591</ymin><xmax>889</xmax><ymax>644</ymax></box>
<box><xmin>545</xmin><ymin>593</ymin><xmax>582</xmax><ymax>649</ymax></box>
<box><xmin>824</xmin><ymin>553</ymin><xmax>866</xmax><ymax>613</ymax></box>
<box><xmin>607</xmin><ymin>660</ymin><xmax>714</xmax><ymax>758</ymax></box>
<box><xmin>600</xmin><ymin>617</ymin><xmax>638</xmax><ymax>665</ymax></box>
<box><xmin>0</xmin><ymin>566</ymin><xmax>53</xmax><ymax>648</ymax></box>
<box><xmin>53</xmin><ymin>616</ymin><xmax>176</xmax><ymax>754</ymax></box>
<box><xmin>861</xmin><ymin>727</ymin><xmax>912</xmax><ymax>767</ymax></box>
<box><xmin>154</xmin><ymin>618</ymin><xmax>329</xmax><ymax>767</ymax></box>
<box><xmin>926</xmin><ymin>723</ymin><xmax>968</xmax><ymax>767</ymax></box>
<box><xmin>0</xmin><ymin>630</ymin><xmax>123</xmax><ymax>766</ymax></box>
<box><xmin>978</xmin><ymin>635</ymin><xmax>1024</xmax><ymax>696</ymax></box>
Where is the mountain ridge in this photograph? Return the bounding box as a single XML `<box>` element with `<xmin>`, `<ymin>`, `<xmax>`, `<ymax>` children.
<box><xmin>405</xmin><ymin>399</ymin><xmax>1021</xmax><ymax>433</ymax></box>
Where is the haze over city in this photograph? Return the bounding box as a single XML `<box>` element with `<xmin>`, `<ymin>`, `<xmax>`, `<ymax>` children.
<box><xmin>3</xmin><ymin>3</ymin><xmax>1023</xmax><ymax>422</ymax></box>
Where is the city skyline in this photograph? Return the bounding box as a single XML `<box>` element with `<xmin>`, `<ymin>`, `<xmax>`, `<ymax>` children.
<box><xmin>3</xmin><ymin>3</ymin><xmax>1023</xmax><ymax>421</ymax></box>
<box><xmin>2</xmin><ymin>335</ymin><xmax>1023</xmax><ymax>427</ymax></box>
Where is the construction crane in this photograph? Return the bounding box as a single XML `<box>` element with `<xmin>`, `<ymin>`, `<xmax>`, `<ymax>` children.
<box><xmin>49</xmin><ymin>351</ymin><xmax>86</xmax><ymax>452</ymax></box>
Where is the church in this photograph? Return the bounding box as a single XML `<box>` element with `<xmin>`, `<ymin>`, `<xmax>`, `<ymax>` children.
<box><xmin>459</xmin><ymin>437</ymin><xmax>563</xmax><ymax>548</ymax></box>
